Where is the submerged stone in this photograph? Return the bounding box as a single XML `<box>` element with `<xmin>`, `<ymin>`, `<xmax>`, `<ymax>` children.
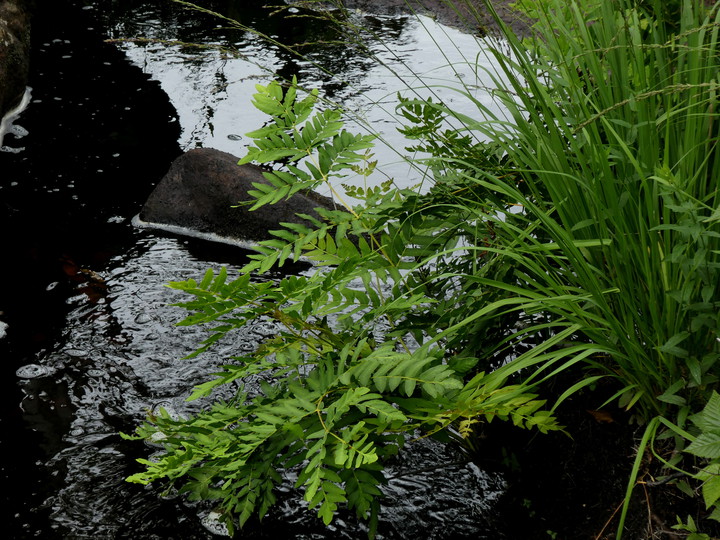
<box><xmin>16</xmin><ymin>363</ymin><xmax>56</xmax><ymax>379</ymax></box>
<box><xmin>138</xmin><ymin>147</ymin><xmax>336</xmax><ymax>243</ymax></box>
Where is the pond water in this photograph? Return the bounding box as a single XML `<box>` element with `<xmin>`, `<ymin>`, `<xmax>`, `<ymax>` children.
<box><xmin>0</xmin><ymin>1</ymin><xmax>511</xmax><ymax>537</ymax></box>
<box><xmin>100</xmin><ymin>0</ymin><xmax>513</xmax><ymax>199</ymax></box>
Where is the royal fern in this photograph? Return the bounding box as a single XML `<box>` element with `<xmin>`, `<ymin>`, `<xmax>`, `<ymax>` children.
<box><xmin>123</xmin><ymin>78</ymin><xmax>561</xmax><ymax>537</ymax></box>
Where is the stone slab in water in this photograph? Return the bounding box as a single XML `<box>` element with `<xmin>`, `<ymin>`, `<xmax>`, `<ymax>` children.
<box><xmin>139</xmin><ymin>147</ymin><xmax>337</xmax><ymax>242</ymax></box>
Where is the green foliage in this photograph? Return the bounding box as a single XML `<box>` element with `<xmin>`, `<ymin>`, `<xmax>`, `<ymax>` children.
<box><xmin>497</xmin><ymin>0</ymin><xmax>720</xmax><ymax>416</ymax></box>
<box><xmin>126</xmin><ymin>0</ymin><xmax>720</xmax><ymax>536</ymax></box>
<box><xmin>465</xmin><ymin>0</ymin><xmax>720</xmax><ymax>536</ymax></box>
<box><xmin>123</xmin><ymin>78</ymin><xmax>561</xmax><ymax>535</ymax></box>
<box><xmin>648</xmin><ymin>391</ymin><xmax>720</xmax><ymax>537</ymax></box>
<box><xmin>237</xmin><ymin>76</ymin><xmax>375</xmax><ymax>212</ymax></box>
<box><xmin>672</xmin><ymin>515</ymin><xmax>716</xmax><ymax>540</ymax></box>
<box><xmin>342</xmin><ymin>0</ymin><xmax>719</xmax><ymax>534</ymax></box>
<box><xmin>685</xmin><ymin>392</ymin><xmax>720</xmax><ymax>517</ymax></box>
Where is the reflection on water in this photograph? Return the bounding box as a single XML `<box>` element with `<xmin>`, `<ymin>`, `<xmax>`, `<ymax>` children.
<box><xmin>98</xmin><ymin>0</ymin><xmax>512</xmax><ymax>195</ymax></box>
<box><xmin>2</xmin><ymin>0</ymin><xmax>510</xmax><ymax>537</ymax></box>
<box><xmin>24</xmin><ymin>234</ymin><xmax>506</xmax><ymax>538</ymax></box>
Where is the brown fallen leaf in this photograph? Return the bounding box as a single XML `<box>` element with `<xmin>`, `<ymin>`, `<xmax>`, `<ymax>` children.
<box><xmin>586</xmin><ymin>409</ymin><xmax>614</xmax><ymax>423</ymax></box>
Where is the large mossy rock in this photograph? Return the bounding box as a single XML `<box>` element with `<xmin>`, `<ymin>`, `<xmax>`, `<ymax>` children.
<box><xmin>138</xmin><ymin>148</ymin><xmax>336</xmax><ymax>242</ymax></box>
<box><xmin>0</xmin><ymin>0</ymin><xmax>31</xmax><ymax>117</ymax></box>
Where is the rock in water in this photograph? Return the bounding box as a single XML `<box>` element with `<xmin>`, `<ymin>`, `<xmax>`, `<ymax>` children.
<box><xmin>138</xmin><ymin>148</ymin><xmax>336</xmax><ymax>242</ymax></box>
<box><xmin>0</xmin><ymin>0</ymin><xmax>31</xmax><ymax>118</ymax></box>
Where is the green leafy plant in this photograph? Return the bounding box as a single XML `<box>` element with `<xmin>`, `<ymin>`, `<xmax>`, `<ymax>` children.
<box><xmin>122</xmin><ymin>77</ymin><xmax>560</xmax><ymax>536</ymax></box>
<box><xmin>445</xmin><ymin>0</ymin><xmax>720</xmax><ymax>535</ymax></box>
<box><xmin>123</xmin><ymin>0</ymin><xmax>720</xmax><ymax>536</ymax></box>
<box><xmin>683</xmin><ymin>392</ymin><xmax>720</xmax><ymax>522</ymax></box>
<box><xmin>371</xmin><ymin>0</ymin><xmax>720</xmax><ymax>534</ymax></box>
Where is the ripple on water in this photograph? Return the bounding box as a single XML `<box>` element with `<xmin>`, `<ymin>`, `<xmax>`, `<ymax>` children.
<box><xmin>16</xmin><ymin>364</ymin><xmax>56</xmax><ymax>379</ymax></box>
<box><xmin>250</xmin><ymin>320</ymin><xmax>279</xmax><ymax>337</ymax></box>
<box><xmin>86</xmin><ymin>368</ymin><xmax>106</xmax><ymax>378</ymax></box>
<box><xmin>27</xmin><ymin>199</ymin><xmax>507</xmax><ymax>537</ymax></box>
<box><xmin>65</xmin><ymin>348</ymin><xmax>89</xmax><ymax>357</ymax></box>
<box><xmin>151</xmin><ymin>399</ymin><xmax>183</xmax><ymax>420</ymax></box>
<box><xmin>133</xmin><ymin>311</ymin><xmax>152</xmax><ymax>325</ymax></box>
<box><xmin>200</xmin><ymin>512</ymin><xmax>230</xmax><ymax>537</ymax></box>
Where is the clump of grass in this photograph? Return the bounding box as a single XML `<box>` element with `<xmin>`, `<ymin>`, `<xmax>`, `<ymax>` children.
<box><xmin>368</xmin><ymin>0</ymin><xmax>718</xmax><ymax>533</ymax></box>
<box><xmin>423</xmin><ymin>0</ymin><xmax>720</xmax><ymax>534</ymax></box>
<box><xmin>480</xmin><ymin>0</ymin><xmax>720</xmax><ymax>417</ymax></box>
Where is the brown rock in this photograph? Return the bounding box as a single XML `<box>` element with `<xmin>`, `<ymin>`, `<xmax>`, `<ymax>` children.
<box><xmin>139</xmin><ymin>148</ymin><xmax>336</xmax><ymax>242</ymax></box>
<box><xmin>0</xmin><ymin>0</ymin><xmax>31</xmax><ymax>117</ymax></box>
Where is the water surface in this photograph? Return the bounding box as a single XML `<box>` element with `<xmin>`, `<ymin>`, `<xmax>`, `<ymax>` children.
<box><xmin>1</xmin><ymin>1</ymin><xmax>510</xmax><ymax>537</ymax></box>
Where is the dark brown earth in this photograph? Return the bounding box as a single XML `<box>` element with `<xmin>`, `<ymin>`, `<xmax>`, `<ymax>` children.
<box><xmin>470</xmin><ymin>370</ymin><xmax>720</xmax><ymax>539</ymax></box>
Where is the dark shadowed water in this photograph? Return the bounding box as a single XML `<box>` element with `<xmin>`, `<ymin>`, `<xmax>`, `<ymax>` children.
<box><xmin>0</xmin><ymin>1</ymin><xmax>509</xmax><ymax>537</ymax></box>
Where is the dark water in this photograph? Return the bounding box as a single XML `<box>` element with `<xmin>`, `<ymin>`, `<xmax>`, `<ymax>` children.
<box><xmin>0</xmin><ymin>1</ymin><xmax>506</xmax><ymax>537</ymax></box>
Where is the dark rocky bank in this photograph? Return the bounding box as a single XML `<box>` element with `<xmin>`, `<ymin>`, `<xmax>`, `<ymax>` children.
<box><xmin>0</xmin><ymin>0</ymin><xmax>31</xmax><ymax>118</ymax></box>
